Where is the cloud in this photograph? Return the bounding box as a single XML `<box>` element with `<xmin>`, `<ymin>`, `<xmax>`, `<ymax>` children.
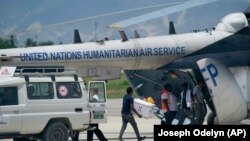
<box><xmin>162</xmin><ymin>16</ymin><xmax>169</xmax><ymax>30</ymax></box>
<box><xmin>35</xmin><ymin>6</ymin><xmax>45</xmax><ymax>14</ymax></box>
<box><xmin>3</xmin><ymin>24</ymin><xmax>19</xmax><ymax>35</ymax></box>
<box><xmin>81</xmin><ymin>31</ymin><xmax>95</xmax><ymax>42</ymax></box>
<box><xmin>27</xmin><ymin>22</ymin><xmax>42</xmax><ymax>31</ymax></box>
<box><xmin>79</xmin><ymin>26</ymin><xmax>115</xmax><ymax>42</ymax></box>
<box><xmin>103</xmin><ymin>29</ymin><xmax>115</xmax><ymax>39</ymax></box>
<box><xmin>176</xmin><ymin>10</ymin><xmax>187</xmax><ymax>27</ymax></box>
<box><xmin>134</xmin><ymin>23</ymin><xmax>161</xmax><ymax>36</ymax></box>
<box><xmin>55</xmin><ymin>30</ymin><xmax>67</xmax><ymax>38</ymax></box>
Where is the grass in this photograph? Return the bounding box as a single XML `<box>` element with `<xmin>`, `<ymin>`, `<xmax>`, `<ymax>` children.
<box><xmin>106</xmin><ymin>74</ymin><xmax>130</xmax><ymax>98</ymax></box>
<box><xmin>84</xmin><ymin>73</ymin><xmax>136</xmax><ymax>99</ymax></box>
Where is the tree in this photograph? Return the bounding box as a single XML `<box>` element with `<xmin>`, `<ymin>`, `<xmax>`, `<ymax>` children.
<box><xmin>25</xmin><ymin>38</ymin><xmax>37</xmax><ymax>47</ymax></box>
<box><xmin>25</xmin><ymin>38</ymin><xmax>54</xmax><ymax>47</ymax></box>
<box><xmin>0</xmin><ymin>35</ymin><xmax>17</xmax><ymax>49</ymax></box>
<box><xmin>39</xmin><ymin>41</ymin><xmax>54</xmax><ymax>46</ymax></box>
<box><xmin>10</xmin><ymin>35</ymin><xmax>17</xmax><ymax>47</ymax></box>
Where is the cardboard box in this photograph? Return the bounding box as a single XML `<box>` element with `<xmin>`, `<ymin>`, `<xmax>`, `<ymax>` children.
<box><xmin>134</xmin><ymin>98</ymin><xmax>155</xmax><ymax>119</ymax></box>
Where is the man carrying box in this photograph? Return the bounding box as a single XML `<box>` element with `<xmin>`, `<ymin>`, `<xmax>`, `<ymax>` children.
<box><xmin>118</xmin><ymin>87</ymin><xmax>146</xmax><ymax>141</ymax></box>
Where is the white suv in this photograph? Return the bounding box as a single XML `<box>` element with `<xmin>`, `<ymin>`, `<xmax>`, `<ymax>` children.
<box><xmin>0</xmin><ymin>68</ymin><xmax>107</xmax><ymax>141</ymax></box>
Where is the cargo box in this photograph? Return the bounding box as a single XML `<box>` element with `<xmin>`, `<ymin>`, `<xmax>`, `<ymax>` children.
<box><xmin>134</xmin><ymin>98</ymin><xmax>155</xmax><ymax>118</ymax></box>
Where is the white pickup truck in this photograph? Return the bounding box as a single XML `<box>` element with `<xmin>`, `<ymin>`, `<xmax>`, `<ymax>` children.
<box><xmin>0</xmin><ymin>67</ymin><xmax>107</xmax><ymax>141</ymax></box>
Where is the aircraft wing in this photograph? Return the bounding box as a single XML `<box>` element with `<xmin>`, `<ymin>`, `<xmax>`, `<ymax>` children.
<box><xmin>109</xmin><ymin>0</ymin><xmax>218</xmax><ymax>28</ymax></box>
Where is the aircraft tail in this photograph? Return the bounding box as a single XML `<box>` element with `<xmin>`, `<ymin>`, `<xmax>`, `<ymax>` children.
<box><xmin>197</xmin><ymin>58</ymin><xmax>247</xmax><ymax>124</ymax></box>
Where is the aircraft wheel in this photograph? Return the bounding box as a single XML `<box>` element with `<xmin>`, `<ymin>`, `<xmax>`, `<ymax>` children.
<box><xmin>207</xmin><ymin>112</ymin><xmax>216</xmax><ymax>125</ymax></box>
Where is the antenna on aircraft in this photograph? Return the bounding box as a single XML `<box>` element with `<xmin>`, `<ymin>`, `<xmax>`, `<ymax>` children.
<box><xmin>134</xmin><ymin>30</ymin><xmax>140</xmax><ymax>38</ymax></box>
<box><xmin>169</xmin><ymin>21</ymin><xmax>176</xmax><ymax>35</ymax></box>
<box><xmin>94</xmin><ymin>22</ymin><xmax>98</xmax><ymax>41</ymax></box>
<box><xmin>119</xmin><ymin>31</ymin><xmax>128</xmax><ymax>42</ymax></box>
<box><xmin>74</xmin><ymin>29</ymin><xmax>82</xmax><ymax>43</ymax></box>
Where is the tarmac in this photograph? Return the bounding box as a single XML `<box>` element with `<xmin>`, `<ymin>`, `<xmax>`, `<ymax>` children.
<box><xmin>70</xmin><ymin>99</ymin><xmax>250</xmax><ymax>141</ymax></box>
<box><xmin>76</xmin><ymin>98</ymin><xmax>159</xmax><ymax>141</ymax></box>
<box><xmin>1</xmin><ymin>99</ymin><xmax>250</xmax><ymax>141</ymax></box>
<box><xmin>0</xmin><ymin>99</ymin><xmax>159</xmax><ymax>141</ymax></box>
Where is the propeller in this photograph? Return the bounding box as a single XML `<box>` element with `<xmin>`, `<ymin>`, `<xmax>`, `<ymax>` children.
<box><xmin>108</xmin><ymin>0</ymin><xmax>218</xmax><ymax>28</ymax></box>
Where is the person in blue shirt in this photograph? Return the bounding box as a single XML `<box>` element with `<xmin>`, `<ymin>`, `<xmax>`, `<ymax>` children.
<box><xmin>118</xmin><ymin>87</ymin><xmax>146</xmax><ymax>141</ymax></box>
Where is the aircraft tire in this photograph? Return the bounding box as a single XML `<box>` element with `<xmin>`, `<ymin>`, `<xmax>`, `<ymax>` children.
<box><xmin>207</xmin><ymin>112</ymin><xmax>216</xmax><ymax>125</ymax></box>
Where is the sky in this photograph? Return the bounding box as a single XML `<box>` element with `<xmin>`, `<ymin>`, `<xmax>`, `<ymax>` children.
<box><xmin>0</xmin><ymin>0</ymin><xmax>250</xmax><ymax>46</ymax></box>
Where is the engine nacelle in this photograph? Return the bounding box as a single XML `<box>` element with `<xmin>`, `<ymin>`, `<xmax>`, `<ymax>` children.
<box><xmin>215</xmin><ymin>13</ymin><xmax>249</xmax><ymax>33</ymax></box>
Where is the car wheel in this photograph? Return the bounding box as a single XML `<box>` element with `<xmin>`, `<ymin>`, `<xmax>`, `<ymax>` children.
<box><xmin>42</xmin><ymin>122</ymin><xmax>68</xmax><ymax>141</ymax></box>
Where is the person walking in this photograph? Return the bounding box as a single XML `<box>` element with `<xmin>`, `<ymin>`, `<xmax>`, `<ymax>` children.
<box><xmin>160</xmin><ymin>84</ymin><xmax>177</xmax><ymax>125</ymax></box>
<box><xmin>193</xmin><ymin>80</ymin><xmax>207</xmax><ymax>125</ymax></box>
<box><xmin>72</xmin><ymin>87</ymin><xmax>108</xmax><ymax>141</ymax></box>
<box><xmin>118</xmin><ymin>87</ymin><xmax>146</xmax><ymax>141</ymax></box>
<box><xmin>178</xmin><ymin>82</ymin><xmax>194</xmax><ymax>125</ymax></box>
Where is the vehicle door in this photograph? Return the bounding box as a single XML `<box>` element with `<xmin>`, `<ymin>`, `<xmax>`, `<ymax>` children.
<box><xmin>0</xmin><ymin>86</ymin><xmax>22</xmax><ymax>133</ymax></box>
<box><xmin>88</xmin><ymin>81</ymin><xmax>107</xmax><ymax>123</ymax></box>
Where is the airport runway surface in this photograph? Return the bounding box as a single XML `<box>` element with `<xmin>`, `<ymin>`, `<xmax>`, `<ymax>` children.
<box><xmin>1</xmin><ymin>99</ymin><xmax>249</xmax><ymax>141</ymax></box>
<box><xmin>1</xmin><ymin>99</ymin><xmax>158</xmax><ymax>141</ymax></box>
<box><xmin>77</xmin><ymin>98</ymin><xmax>159</xmax><ymax>141</ymax></box>
<box><xmin>71</xmin><ymin>99</ymin><xmax>250</xmax><ymax>141</ymax></box>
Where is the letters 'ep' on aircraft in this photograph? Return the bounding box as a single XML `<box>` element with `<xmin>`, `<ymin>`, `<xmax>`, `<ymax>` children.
<box><xmin>0</xmin><ymin>0</ymin><xmax>250</xmax><ymax>124</ymax></box>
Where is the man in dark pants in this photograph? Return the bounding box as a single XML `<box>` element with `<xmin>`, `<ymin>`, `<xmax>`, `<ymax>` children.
<box><xmin>178</xmin><ymin>82</ymin><xmax>195</xmax><ymax>125</ymax></box>
<box><xmin>72</xmin><ymin>87</ymin><xmax>108</xmax><ymax>141</ymax></box>
<box><xmin>118</xmin><ymin>87</ymin><xmax>146</xmax><ymax>141</ymax></box>
<box><xmin>160</xmin><ymin>84</ymin><xmax>177</xmax><ymax>125</ymax></box>
<box><xmin>71</xmin><ymin>124</ymin><xmax>107</xmax><ymax>141</ymax></box>
<box><xmin>87</xmin><ymin>124</ymin><xmax>107</xmax><ymax>141</ymax></box>
<box><xmin>193</xmin><ymin>80</ymin><xmax>206</xmax><ymax>125</ymax></box>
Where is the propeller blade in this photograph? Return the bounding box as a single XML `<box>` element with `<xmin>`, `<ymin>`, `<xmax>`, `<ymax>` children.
<box><xmin>109</xmin><ymin>0</ymin><xmax>218</xmax><ymax>28</ymax></box>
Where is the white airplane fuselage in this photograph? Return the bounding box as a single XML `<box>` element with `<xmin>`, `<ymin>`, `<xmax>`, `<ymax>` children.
<box><xmin>0</xmin><ymin>12</ymin><xmax>249</xmax><ymax>124</ymax></box>
<box><xmin>0</xmin><ymin>31</ymin><xmax>230</xmax><ymax>71</ymax></box>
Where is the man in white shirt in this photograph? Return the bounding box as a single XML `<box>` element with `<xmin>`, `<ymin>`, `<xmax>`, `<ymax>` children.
<box><xmin>161</xmin><ymin>84</ymin><xmax>177</xmax><ymax>125</ymax></box>
<box><xmin>91</xmin><ymin>88</ymin><xmax>99</xmax><ymax>102</ymax></box>
<box><xmin>72</xmin><ymin>87</ymin><xmax>108</xmax><ymax>141</ymax></box>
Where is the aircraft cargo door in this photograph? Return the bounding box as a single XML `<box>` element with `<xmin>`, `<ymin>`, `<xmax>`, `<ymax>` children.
<box><xmin>88</xmin><ymin>81</ymin><xmax>107</xmax><ymax>124</ymax></box>
<box><xmin>197</xmin><ymin>58</ymin><xmax>247</xmax><ymax>124</ymax></box>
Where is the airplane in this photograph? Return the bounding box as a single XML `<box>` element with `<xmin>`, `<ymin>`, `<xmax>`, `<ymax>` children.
<box><xmin>0</xmin><ymin>0</ymin><xmax>250</xmax><ymax>125</ymax></box>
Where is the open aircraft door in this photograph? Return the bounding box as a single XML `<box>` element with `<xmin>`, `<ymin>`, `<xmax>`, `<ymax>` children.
<box><xmin>88</xmin><ymin>81</ymin><xmax>107</xmax><ymax>124</ymax></box>
<box><xmin>197</xmin><ymin>58</ymin><xmax>247</xmax><ymax>124</ymax></box>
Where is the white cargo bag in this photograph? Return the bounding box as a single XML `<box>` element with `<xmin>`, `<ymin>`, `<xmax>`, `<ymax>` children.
<box><xmin>134</xmin><ymin>98</ymin><xmax>155</xmax><ymax>118</ymax></box>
